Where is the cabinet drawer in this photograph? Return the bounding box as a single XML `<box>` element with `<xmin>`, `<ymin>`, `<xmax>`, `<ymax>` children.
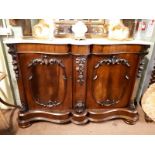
<box><xmin>92</xmin><ymin>45</ymin><xmax>145</xmax><ymax>54</ymax></box>
<box><xmin>16</xmin><ymin>44</ymin><xmax>70</xmax><ymax>54</ymax></box>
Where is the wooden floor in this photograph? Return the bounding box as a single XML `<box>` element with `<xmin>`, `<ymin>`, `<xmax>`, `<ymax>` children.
<box><xmin>1</xmin><ymin>105</ymin><xmax>155</xmax><ymax>135</ymax></box>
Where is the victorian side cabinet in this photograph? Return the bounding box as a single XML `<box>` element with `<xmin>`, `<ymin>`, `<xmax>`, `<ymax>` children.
<box><xmin>5</xmin><ymin>39</ymin><xmax>150</xmax><ymax>128</ymax></box>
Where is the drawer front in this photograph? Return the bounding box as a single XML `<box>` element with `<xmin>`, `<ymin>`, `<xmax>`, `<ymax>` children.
<box><xmin>92</xmin><ymin>44</ymin><xmax>145</xmax><ymax>54</ymax></box>
<box><xmin>17</xmin><ymin>44</ymin><xmax>70</xmax><ymax>54</ymax></box>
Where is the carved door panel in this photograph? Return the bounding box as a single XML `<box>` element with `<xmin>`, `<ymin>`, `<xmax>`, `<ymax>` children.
<box><xmin>86</xmin><ymin>54</ymin><xmax>140</xmax><ymax>109</ymax></box>
<box><xmin>18</xmin><ymin>53</ymin><xmax>72</xmax><ymax>111</ymax></box>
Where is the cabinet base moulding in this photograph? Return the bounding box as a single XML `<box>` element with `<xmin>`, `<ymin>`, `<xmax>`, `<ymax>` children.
<box><xmin>18</xmin><ymin>108</ymin><xmax>139</xmax><ymax>128</ymax></box>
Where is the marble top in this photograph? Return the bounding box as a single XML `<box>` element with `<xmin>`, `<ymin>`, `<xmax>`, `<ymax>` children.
<box><xmin>3</xmin><ymin>37</ymin><xmax>153</xmax><ymax>45</ymax></box>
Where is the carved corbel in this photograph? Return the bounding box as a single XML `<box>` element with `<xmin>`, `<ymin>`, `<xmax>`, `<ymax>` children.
<box><xmin>137</xmin><ymin>58</ymin><xmax>145</xmax><ymax>78</ymax></box>
<box><xmin>7</xmin><ymin>44</ymin><xmax>19</xmax><ymax>79</ymax></box>
<box><xmin>74</xmin><ymin>101</ymin><xmax>86</xmax><ymax>114</ymax></box>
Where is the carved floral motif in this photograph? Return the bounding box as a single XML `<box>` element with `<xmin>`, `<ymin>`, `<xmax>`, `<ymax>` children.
<box><xmin>35</xmin><ymin>100</ymin><xmax>61</xmax><ymax>107</ymax></box>
<box><xmin>28</xmin><ymin>55</ymin><xmax>65</xmax><ymax>68</ymax></box>
<box><xmin>94</xmin><ymin>55</ymin><xmax>130</xmax><ymax>69</ymax></box>
<box><xmin>75</xmin><ymin>57</ymin><xmax>87</xmax><ymax>85</ymax></box>
<box><xmin>97</xmin><ymin>99</ymin><xmax>119</xmax><ymax>106</ymax></box>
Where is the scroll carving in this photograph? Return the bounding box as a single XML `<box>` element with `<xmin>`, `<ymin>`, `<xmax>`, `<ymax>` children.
<box><xmin>28</xmin><ymin>55</ymin><xmax>67</xmax><ymax>80</ymax></box>
<box><xmin>97</xmin><ymin>99</ymin><xmax>119</xmax><ymax>107</ymax></box>
<box><xmin>28</xmin><ymin>54</ymin><xmax>67</xmax><ymax>107</ymax></box>
<box><xmin>75</xmin><ymin>57</ymin><xmax>87</xmax><ymax>85</ymax></box>
<box><xmin>35</xmin><ymin>100</ymin><xmax>61</xmax><ymax>108</ymax></box>
<box><xmin>93</xmin><ymin>56</ymin><xmax>130</xmax><ymax>81</ymax></box>
<box><xmin>74</xmin><ymin>101</ymin><xmax>86</xmax><ymax>113</ymax></box>
<box><xmin>29</xmin><ymin>55</ymin><xmax>64</xmax><ymax>68</ymax></box>
<box><xmin>94</xmin><ymin>55</ymin><xmax>130</xmax><ymax>69</ymax></box>
<box><xmin>7</xmin><ymin>44</ymin><xmax>19</xmax><ymax>79</ymax></box>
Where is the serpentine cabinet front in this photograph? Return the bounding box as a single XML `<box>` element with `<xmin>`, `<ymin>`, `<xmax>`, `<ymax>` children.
<box><xmin>7</xmin><ymin>43</ymin><xmax>149</xmax><ymax>128</ymax></box>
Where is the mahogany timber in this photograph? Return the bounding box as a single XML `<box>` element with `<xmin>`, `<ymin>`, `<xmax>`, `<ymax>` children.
<box><xmin>7</xmin><ymin>43</ymin><xmax>149</xmax><ymax>128</ymax></box>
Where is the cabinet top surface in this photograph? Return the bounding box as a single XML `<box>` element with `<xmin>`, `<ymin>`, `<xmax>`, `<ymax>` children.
<box><xmin>3</xmin><ymin>37</ymin><xmax>153</xmax><ymax>45</ymax></box>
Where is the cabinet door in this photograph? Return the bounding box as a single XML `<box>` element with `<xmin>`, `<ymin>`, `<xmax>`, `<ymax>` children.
<box><xmin>86</xmin><ymin>54</ymin><xmax>139</xmax><ymax>109</ymax></box>
<box><xmin>18</xmin><ymin>53</ymin><xmax>72</xmax><ymax>111</ymax></box>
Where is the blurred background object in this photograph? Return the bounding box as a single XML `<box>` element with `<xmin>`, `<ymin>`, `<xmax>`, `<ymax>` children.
<box><xmin>107</xmin><ymin>19</ymin><xmax>130</xmax><ymax>40</ymax></box>
<box><xmin>9</xmin><ymin>19</ymin><xmax>32</xmax><ymax>36</ymax></box>
<box><xmin>0</xmin><ymin>19</ymin><xmax>12</xmax><ymax>36</ymax></box>
<box><xmin>0</xmin><ymin>72</ymin><xmax>19</xmax><ymax>135</ymax></box>
<box><xmin>133</xmin><ymin>19</ymin><xmax>155</xmax><ymax>41</ymax></box>
<box><xmin>54</xmin><ymin>19</ymin><xmax>107</xmax><ymax>38</ymax></box>
<box><xmin>122</xmin><ymin>19</ymin><xmax>136</xmax><ymax>38</ymax></box>
<box><xmin>32</xmin><ymin>19</ymin><xmax>55</xmax><ymax>39</ymax></box>
<box><xmin>71</xmin><ymin>20</ymin><xmax>87</xmax><ymax>40</ymax></box>
<box><xmin>141</xmin><ymin>83</ymin><xmax>155</xmax><ymax>121</ymax></box>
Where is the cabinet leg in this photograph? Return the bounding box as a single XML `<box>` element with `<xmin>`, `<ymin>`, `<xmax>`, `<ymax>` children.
<box><xmin>123</xmin><ymin>119</ymin><xmax>137</xmax><ymax>125</ymax></box>
<box><xmin>145</xmin><ymin>113</ymin><xmax>153</xmax><ymax>122</ymax></box>
<box><xmin>18</xmin><ymin>120</ymin><xmax>32</xmax><ymax>128</ymax></box>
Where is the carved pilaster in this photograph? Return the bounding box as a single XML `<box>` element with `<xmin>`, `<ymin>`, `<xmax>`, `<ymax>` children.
<box><xmin>149</xmin><ymin>65</ymin><xmax>155</xmax><ymax>84</ymax></box>
<box><xmin>75</xmin><ymin>57</ymin><xmax>87</xmax><ymax>85</ymax></box>
<box><xmin>137</xmin><ymin>58</ymin><xmax>145</xmax><ymax>78</ymax></box>
<box><xmin>137</xmin><ymin>49</ymin><xmax>149</xmax><ymax>78</ymax></box>
<box><xmin>74</xmin><ymin>56</ymin><xmax>87</xmax><ymax>113</ymax></box>
<box><xmin>7</xmin><ymin>44</ymin><xmax>19</xmax><ymax>79</ymax></box>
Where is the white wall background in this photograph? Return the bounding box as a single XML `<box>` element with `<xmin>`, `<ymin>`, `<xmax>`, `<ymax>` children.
<box><xmin>0</xmin><ymin>39</ymin><xmax>14</xmax><ymax>108</ymax></box>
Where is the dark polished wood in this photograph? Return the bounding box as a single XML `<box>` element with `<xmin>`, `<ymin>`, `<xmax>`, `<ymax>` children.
<box><xmin>7</xmin><ymin>43</ymin><xmax>149</xmax><ymax>127</ymax></box>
